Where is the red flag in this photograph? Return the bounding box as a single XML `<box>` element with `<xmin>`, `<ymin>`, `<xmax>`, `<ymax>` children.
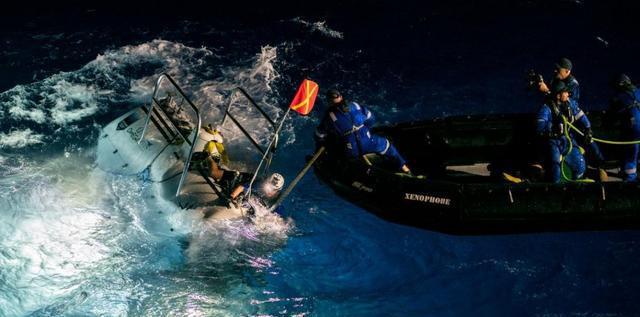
<box><xmin>289</xmin><ymin>79</ymin><xmax>319</xmax><ymax>116</ymax></box>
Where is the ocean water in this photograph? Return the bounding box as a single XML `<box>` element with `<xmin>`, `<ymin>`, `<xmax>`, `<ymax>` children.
<box><xmin>1</xmin><ymin>2</ymin><xmax>640</xmax><ymax>316</ymax></box>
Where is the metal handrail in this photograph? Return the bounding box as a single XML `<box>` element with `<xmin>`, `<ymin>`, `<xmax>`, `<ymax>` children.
<box><xmin>221</xmin><ymin>87</ymin><xmax>278</xmax><ymax>155</ymax></box>
<box><xmin>137</xmin><ymin>73</ymin><xmax>201</xmax><ymax>197</ymax></box>
<box><xmin>222</xmin><ymin>87</ymin><xmax>276</xmax><ymax>126</ymax></box>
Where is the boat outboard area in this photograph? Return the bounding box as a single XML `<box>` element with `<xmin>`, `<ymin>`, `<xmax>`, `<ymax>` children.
<box><xmin>313</xmin><ymin>112</ymin><xmax>640</xmax><ymax>235</ymax></box>
<box><xmin>97</xmin><ymin>73</ymin><xmax>280</xmax><ymax>220</ymax></box>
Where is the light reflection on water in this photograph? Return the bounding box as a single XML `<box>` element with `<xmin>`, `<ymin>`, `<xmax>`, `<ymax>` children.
<box><xmin>0</xmin><ymin>151</ymin><xmax>295</xmax><ymax>316</ymax></box>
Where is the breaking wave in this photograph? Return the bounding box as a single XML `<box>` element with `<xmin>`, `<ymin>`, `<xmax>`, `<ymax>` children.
<box><xmin>0</xmin><ymin>39</ymin><xmax>293</xmax><ymax>152</ymax></box>
<box><xmin>0</xmin><ymin>129</ymin><xmax>45</xmax><ymax>148</ymax></box>
<box><xmin>291</xmin><ymin>18</ymin><xmax>344</xmax><ymax>39</ymax></box>
<box><xmin>0</xmin><ymin>38</ymin><xmax>296</xmax><ymax>316</ymax></box>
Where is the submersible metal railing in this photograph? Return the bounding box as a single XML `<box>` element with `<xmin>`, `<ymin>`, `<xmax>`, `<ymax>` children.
<box><xmin>138</xmin><ymin>75</ymin><xmax>279</xmax><ymax>199</ymax></box>
<box><xmin>138</xmin><ymin>73</ymin><xmax>201</xmax><ymax>197</ymax></box>
<box><xmin>221</xmin><ymin>87</ymin><xmax>277</xmax><ymax>155</ymax></box>
<box><xmin>221</xmin><ymin>87</ymin><xmax>280</xmax><ymax>185</ymax></box>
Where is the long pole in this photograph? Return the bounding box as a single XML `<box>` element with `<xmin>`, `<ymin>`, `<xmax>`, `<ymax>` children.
<box><xmin>268</xmin><ymin>146</ymin><xmax>325</xmax><ymax>212</ymax></box>
<box><xmin>247</xmin><ymin>108</ymin><xmax>291</xmax><ymax>199</ymax></box>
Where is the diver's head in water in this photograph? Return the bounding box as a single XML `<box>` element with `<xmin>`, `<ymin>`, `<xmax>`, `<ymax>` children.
<box><xmin>261</xmin><ymin>173</ymin><xmax>285</xmax><ymax>200</ymax></box>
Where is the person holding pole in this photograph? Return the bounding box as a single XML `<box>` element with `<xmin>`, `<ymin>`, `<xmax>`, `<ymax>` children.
<box><xmin>245</xmin><ymin>79</ymin><xmax>320</xmax><ymax>203</ymax></box>
<box><xmin>314</xmin><ymin>88</ymin><xmax>411</xmax><ymax>174</ymax></box>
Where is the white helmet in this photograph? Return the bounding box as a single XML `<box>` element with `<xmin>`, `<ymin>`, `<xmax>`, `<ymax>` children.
<box><xmin>268</xmin><ymin>173</ymin><xmax>285</xmax><ymax>191</ymax></box>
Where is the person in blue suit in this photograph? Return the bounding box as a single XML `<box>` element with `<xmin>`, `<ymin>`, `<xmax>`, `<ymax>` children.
<box><xmin>536</xmin><ymin>81</ymin><xmax>591</xmax><ymax>182</ymax></box>
<box><xmin>609</xmin><ymin>74</ymin><xmax>640</xmax><ymax>182</ymax></box>
<box><xmin>315</xmin><ymin>89</ymin><xmax>411</xmax><ymax>174</ymax></box>
<box><xmin>537</xmin><ymin>58</ymin><xmax>607</xmax><ymax>178</ymax></box>
<box><xmin>538</xmin><ymin>57</ymin><xmax>581</xmax><ymax>103</ymax></box>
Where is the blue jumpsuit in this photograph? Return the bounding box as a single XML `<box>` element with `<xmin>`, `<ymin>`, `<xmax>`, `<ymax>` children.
<box><xmin>536</xmin><ymin>99</ymin><xmax>589</xmax><ymax>182</ymax></box>
<box><xmin>551</xmin><ymin>75</ymin><xmax>606</xmax><ymax>166</ymax></box>
<box><xmin>315</xmin><ymin>101</ymin><xmax>407</xmax><ymax>170</ymax></box>
<box><xmin>551</xmin><ymin>75</ymin><xmax>580</xmax><ymax>102</ymax></box>
<box><xmin>610</xmin><ymin>88</ymin><xmax>640</xmax><ymax>181</ymax></box>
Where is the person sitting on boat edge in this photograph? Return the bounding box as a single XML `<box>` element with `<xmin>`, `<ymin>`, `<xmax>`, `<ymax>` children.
<box><xmin>314</xmin><ymin>88</ymin><xmax>411</xmax><ymax>174</ymax></box>
<box><xmin>608</xmin><ymin>74</ymin><xmax>640</xmax><ymax>182</ymax></box>
<box><xmin>196</xmin><ymin>154</ymin><xmax>252</xmax><ymax>197</ymax></box>
<box><xmin>190</xmin><ymin>129</ymin><xmax>252</xmax><ymax>202</ymax></box>
<box><xmin>536</xmin><ymin>81</ymin><xmax>589</xmax><ymax>183</ymax></box>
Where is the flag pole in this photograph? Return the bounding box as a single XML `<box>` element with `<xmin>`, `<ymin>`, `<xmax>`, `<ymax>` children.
<box><xmin>268</xmin><ymin>146</ymin><xmax>325</xmax><ymax>212</ymax></box>
<box><xmin>246</xmin><ymin>107</ymin><xmax>291</xmax><ymax>199</ymax></box>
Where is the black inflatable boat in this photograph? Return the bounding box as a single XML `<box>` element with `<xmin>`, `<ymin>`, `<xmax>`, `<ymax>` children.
<box><xmin>313</xmin><ymin>111</ymin><xmax>640</xmax><ymax>234</ymax></box>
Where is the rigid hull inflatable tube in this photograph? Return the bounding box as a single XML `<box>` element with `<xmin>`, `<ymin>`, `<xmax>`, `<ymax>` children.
<box><xmin>313</xmin><ymin>111</ymin><xmax>640</xmax><ymax>235</ymax></box>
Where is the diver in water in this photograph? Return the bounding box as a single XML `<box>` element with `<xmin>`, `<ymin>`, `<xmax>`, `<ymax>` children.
<box><xmin>608</xmin><ymin>74</ymin><xmax>640</xmax><ymax>182</ymax></box>
<box><xmin>315</xmin><ymin>88</ymin><xmax>411</xmax><ymax>174</ymax></box>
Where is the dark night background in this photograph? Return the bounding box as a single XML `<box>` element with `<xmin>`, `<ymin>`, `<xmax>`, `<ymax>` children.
<box><xmin>1</xmin><ymin>0</ymin><xmax>640</xmax><ymax>316</ymax></box>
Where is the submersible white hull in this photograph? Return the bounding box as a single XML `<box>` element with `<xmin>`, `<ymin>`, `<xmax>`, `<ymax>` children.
<box><xmin>96</xmin><ymin>74</ymin><xmax>249</xmax><ymax>219</ymax></box>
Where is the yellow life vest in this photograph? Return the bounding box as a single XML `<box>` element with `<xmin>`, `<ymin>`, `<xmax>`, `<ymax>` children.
<box><xmin>202</xmin><ymin>127</ymin><xmax>229</xmax><ymax>165</ymax></box>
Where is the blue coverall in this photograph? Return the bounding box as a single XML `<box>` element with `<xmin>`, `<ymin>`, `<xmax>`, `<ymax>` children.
<box><xmin>315</xmin><ymin>101</ymin><xmax>407</xmax><ymax>170</ymax></box>
<box><xmin>536</xmin><ymin>99</ymin><xmax>589</xmax><ymax>182</ymax></box>
<box><xmin>610</xmin><ymin>88</ymin><xmax>640</xmax><ymax>181</ymax></box>
<box><xmin>551</xmin><ymin>75</ymin><xmax>581</xmax><ymax>102</ymax></box>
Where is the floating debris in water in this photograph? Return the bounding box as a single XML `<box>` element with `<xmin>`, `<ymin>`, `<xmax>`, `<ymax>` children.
<box><xmin>596</xmin><ymin>36</ymin><xmax>609</xmax><ymax>47</ymax></box>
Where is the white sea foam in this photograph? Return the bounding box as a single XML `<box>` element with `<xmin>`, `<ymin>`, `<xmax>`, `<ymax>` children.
<box><xmin>291</xmin><ymin>18</ymin><xmax>344</xmax><ymax>39</ymax></box>
<box><xmin>1</xmin><ymin>74</ymin><xmax>111</xmax><ymax>127</ymax></box>
<box><xmin>2</xmin><ymin>39</ymin><xmax>287</xmax><ymax>139</ymax></box>
<box><xmin>126</xmin><ymin>40</ymin><xmax>217</xmax><ymax>102</ymax></box>
<box><xmin>6</xmin><ymin>86</ymin><xmax>46</xmax><ymax>123</ymax></box>
<box><xmin>49</xmin><ymin>80</ymin><xmax>100</xmax><ymax>125</ymax></box>
<box><xmin>0</xmin><ymin>129</ymin><xmax>45</xmax><ymax>148</ymax></box>
<box><xmin>0</xmin><ymin>37</ymin><xmax>302</xmax><ymax>315</ymax></box>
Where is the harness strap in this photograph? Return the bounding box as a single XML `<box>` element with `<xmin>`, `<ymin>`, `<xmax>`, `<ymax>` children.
<box><xmin>342</xmin><ymin>124</ymin><xmax>364</xmax><ymax>136</ymax></box>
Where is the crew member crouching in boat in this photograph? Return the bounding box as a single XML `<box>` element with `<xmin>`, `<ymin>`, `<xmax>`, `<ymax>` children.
<box><xmin>536</xmin><ymin>81</ymin><xmax>589</xmax><ymax>183</ymax></box>
<box><xmin>608</xmin><ymin>74</ymin><xmax>640</xmax><ymax>182</ymax></box>
<box><xmin>315</xmin><ymin>89</ymin><xmax>411</xmax><ymax>174</ymax></box>
<box><xmin>536</xmin><ymin>58</ymin><xmax>607</xmax><ymax>180</ymax></box>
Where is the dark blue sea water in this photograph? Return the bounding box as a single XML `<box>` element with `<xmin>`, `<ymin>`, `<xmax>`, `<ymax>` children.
<box><xmin>2</xmin><ymin>2</ymin><xmax>640</xmax><ymax>316</ymax></box>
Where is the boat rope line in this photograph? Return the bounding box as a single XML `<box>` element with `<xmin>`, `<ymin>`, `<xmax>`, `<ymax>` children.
<box><xmin>565</xmin><ymin>120</ymin><xmax>640</xmax><ymax>145</ymax></box>
<box><xmin>560</xmin><ymin>116</ymin><xmax>595</xmax><ymax>183</ymax></box>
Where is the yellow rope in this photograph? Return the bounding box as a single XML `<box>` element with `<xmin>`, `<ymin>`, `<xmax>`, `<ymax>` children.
<box><xmin>565</xmin><ymin>120</ymin><xmax>640</xmax><ymax>145</ymax></box>
<box><xmin>560</xmin><ymin>116</ymin><xmax>595</xmax><ymax>183</ymax></box>
<box><xmin>560</xmin><ymin>116</ymin><xmax>574</xmax><ymax>182</ymax></box>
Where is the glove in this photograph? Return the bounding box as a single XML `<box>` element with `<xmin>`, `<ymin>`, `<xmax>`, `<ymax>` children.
<box><xmin>585</xmin><ymin>129</ymin><xmax>594</xmax><ymax>144</ymax></box>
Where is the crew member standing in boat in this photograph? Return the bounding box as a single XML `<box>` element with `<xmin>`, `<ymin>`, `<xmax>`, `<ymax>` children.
<box><xmin>538</xmin><ymin>57</ymin><xmax>581</xmax><ymax>103</ymax></box>
<box><xmin>315</xmin><ymin>89</ymin><xmax>411</xmax><ymax>174</ymax></box>
<box><xmin>536</xmin><ymin>57</ymin><xmax>607</xmax><ymax>180</ymax></box>
<box><xmin>609</xmin><ymin>74</ymin><xmax>640</xmax><ymax>182</ymax></box>
<box><xmin>536</xmin><ymin>81</ymin><xmax>589</xmax><ymax>183</ymax></box>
